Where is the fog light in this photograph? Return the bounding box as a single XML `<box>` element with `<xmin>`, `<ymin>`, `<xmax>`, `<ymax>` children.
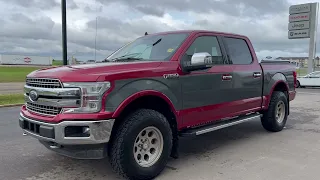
<box><xmin>65</xmin><ymin>126</ymin><xmax>90</xmax><ymax>137</ymax></box>
<box><xmin>83</xmin><ymin>127</ymin><xmax>90</xmax><ymax>135</ymax></box>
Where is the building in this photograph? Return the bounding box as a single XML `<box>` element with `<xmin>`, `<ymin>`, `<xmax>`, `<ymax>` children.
<box><xmin>275</xmin><ymin>56</ymin><xmax>320</xmax><ymax>67</ymax></box>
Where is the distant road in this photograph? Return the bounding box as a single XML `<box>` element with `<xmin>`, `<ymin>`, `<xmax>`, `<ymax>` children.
<box><xmin>0</xmin><ymin>65</ymin><xmax>52</xmax><ymax>68</ymax></box>
<box><xmin>0</xmin><ymin>83</ymin><xmax>24</xmax><ymax>94</ymax></box>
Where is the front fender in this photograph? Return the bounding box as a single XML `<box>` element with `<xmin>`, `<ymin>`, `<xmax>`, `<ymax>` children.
<box><xmin>104</xmin><ymin>78</ymin><xmax>181</xmax><ymax>114</ymax></box>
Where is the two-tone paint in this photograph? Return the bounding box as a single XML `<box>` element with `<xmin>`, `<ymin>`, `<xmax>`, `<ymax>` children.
<box><xmin>22</xmin><ymin>30</ymin><xmax>297</xmax><ymax>132</ymax></box>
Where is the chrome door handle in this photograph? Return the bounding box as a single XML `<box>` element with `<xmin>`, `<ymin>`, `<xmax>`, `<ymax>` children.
<box><xmin>222</xmin><ymin>75</ymin><xmax>232</xmax><ymax>80</ymax></box>
<box><xmin>253</xmin><ymin>72</ymin><xmax>262</xmax><ymax>78</ymax></box>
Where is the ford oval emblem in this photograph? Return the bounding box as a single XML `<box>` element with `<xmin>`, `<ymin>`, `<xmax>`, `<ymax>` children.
<box><xmin>29</xmin><ymin>90</ymin><xmax>39</xmax><ymax>102</ymax></box>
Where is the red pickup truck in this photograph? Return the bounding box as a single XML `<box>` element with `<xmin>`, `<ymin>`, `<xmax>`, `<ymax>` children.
<box><xmin>19</xmin><ymin>30</ymin><xmax>296</xmax><ymax>180</ymax></box>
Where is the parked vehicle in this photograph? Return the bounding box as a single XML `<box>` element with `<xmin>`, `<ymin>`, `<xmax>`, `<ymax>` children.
<box><xmin>19</xmin><ymin>30</ymin><xmax>297</xmax><ymax>180</ymax></box>
<box><xmin>296</xmin><ymin>71</ymin><xmax>320</xmax><ymax>88</ymax></box>
<box><xmin>86</xmin><ymin>59</ymin><xmax>96</xmax><ymax>64</ymax></box>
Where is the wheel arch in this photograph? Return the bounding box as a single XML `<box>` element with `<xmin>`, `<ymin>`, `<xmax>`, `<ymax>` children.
<box><xmin>265</xmin><ymin>80</ymin><xmax>290</xmax><ymax>114</ymax></box>
<box><xmin>109</xmin><ymin>91</ymin><xmax>180</xmax><ymax>158</ymax></box>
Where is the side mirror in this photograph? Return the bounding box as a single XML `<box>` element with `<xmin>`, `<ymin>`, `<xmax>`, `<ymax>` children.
<box><xmin>182</xmin><ymin>52</ymin><xmax>213</xmax><ymax>72</ymax></box>
<box><xmin>191</xmin><ymin>52</ymin><xmax>213</xmax><ymax>65</ymax></box>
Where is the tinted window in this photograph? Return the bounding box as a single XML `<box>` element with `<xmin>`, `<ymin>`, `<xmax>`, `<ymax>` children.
<box><xmin>224</xmin><ymin>37</ymin><xmax>252</xmax><ymax>64</ymax></box>
<box><xmin>184</xmin><ymin>36</ymin><xmax>224</xmax><ymax>65</ymax></box>
<box><xmin>107</xmin><ymin>33</ymin><xmax>189</xmax><ymax>61</ymax></box>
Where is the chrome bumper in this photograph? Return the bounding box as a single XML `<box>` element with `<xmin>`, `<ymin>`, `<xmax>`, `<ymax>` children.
<box><xmin>19</xmin><ymin>113</ymin><xmax>115</xmax><ymax>145</ymax></box>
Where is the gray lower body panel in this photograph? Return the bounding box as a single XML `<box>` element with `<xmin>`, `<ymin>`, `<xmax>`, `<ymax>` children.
<box><xmin>39</xmin><ymin>141</ymin><xmax>108</xmax><ymax>159</ymax></box>
<box><xmin>19</xmin><ymin>113</ymin><xmax>115</xmax><ymax>159</ymax></box>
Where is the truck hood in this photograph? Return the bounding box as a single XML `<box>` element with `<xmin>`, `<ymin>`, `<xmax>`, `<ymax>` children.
<box><xmin>27</xmin><ymin>61</ymin><xmax>163</xmax><ymax>82</ymax></box>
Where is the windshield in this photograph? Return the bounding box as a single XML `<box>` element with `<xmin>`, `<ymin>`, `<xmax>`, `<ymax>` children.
<box><xmin>106</xmin><ymin>33</ymin><xmax>189</xmax><ymax>61</ymax></box>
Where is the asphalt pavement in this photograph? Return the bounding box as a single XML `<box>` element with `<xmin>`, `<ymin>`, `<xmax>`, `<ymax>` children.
<box><xmin>0</xmin><ymin>83</ymin><xmax>25</xmax><ymax>94</ymax></box>
<box><xmin>1</xmin><ymin>88</ymin><xmax>320</xmax><ymax>180</ymax></box>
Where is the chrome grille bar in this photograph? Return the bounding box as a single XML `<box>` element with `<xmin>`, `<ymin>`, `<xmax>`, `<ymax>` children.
<box><xmin>24</xmin><ymin>85</ymin><xmax>80</xmax><ymax>97</ymax></box>
<box><xmin>26</xmin><ymin>78</ymin><xmax>63</xmax><ymax>88</ymax></box>
<box><xmin>24</xmin><ymin>94</ymin><xmax>80</xmax><ymax>108</ymax></box>
<box><xmin>26</xmin><ymin>102</ymin><xmax>62</xmax><ymax>116</ymax></box>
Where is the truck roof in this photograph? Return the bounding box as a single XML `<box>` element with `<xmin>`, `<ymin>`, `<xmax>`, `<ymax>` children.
<box><xmin>148</xmin><ymin>30</ymin><xmax>246</xmax><ymax>38</ymax></box>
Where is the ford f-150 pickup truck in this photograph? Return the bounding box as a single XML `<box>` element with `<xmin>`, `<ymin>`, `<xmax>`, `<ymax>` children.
<box><xmin>19</xmin><ymin>30</ymin><xmax>297</xmax><ymax>180</ymax></box>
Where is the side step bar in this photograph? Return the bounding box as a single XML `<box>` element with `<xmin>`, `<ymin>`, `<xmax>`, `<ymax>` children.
<box><xmin>180</xmin><ymin>113</ymin><xmax>261</xmax><ymax>137</ymax></box>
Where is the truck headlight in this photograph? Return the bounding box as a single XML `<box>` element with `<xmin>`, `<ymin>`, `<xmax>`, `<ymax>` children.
<box><xmin>62</xmin><ymin>82</ymin><xmax>111</xmax><ymax>113</ymax></box>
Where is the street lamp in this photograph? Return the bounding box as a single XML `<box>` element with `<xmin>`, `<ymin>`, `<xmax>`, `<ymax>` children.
<box><xmin>61</xmin><ymin>0</ymin><xmax>67</xmax><ymax>65</ymax></box>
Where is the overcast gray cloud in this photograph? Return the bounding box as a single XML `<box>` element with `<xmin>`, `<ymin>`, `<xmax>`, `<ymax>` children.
<box><xmin>0</xmin><ymin>0</ymin><xmax>317</xmax><ymax>61</ymax></box>
<box><xmin>0</xmin><ymin>0</ymin><xmax>59</xmax><ymax>9</ymax></box>
<box><xmin>98</xmin><ymin>0</ymin><xmax>289</xmax><ymax>17</ymax></box>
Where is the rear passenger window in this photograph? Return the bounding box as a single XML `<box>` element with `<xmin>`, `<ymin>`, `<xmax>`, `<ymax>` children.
<box><xmin>224</xmin><ymin>37</ymin><xmax>252</xmax><ymax>64</ymax></box>
<box><xmin>184</xmin><ymin>36</ymin><xmax>224</xmax><ymax>65</ymax></box>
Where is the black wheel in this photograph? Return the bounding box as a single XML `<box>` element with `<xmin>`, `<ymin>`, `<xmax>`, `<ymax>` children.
<box><xmin>296</xmin><ymin>80</ymin><xmax>300</xmax><ymax>88</ymax></box>
<box><xmin>109</xmin><ymin>109</ymin><xmax>173</xmax><ymax>180</ymax></box>
<box><xmin>261</xmin><ymin>91</ymin><xmax>288</xmax><ymax>132</ymax></box>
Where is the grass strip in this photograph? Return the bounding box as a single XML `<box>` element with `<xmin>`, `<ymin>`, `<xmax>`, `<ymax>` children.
<box><xmin>0</xmin><ymin>93</ymin><xmax>24</xmax><ymax>106</ymax></box>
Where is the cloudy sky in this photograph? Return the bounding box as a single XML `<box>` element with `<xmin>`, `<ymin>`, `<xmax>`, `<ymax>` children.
<box><xmin>0</xmin><ymin>0</ymin><xmax>318</xmax><ymax>61</ymax></box>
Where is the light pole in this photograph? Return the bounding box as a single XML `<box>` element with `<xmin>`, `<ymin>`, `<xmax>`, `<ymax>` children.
<box><xmin>61</xmin><ymin>0</ymin><xmax>67</xmax><ymax>65</ymax></box>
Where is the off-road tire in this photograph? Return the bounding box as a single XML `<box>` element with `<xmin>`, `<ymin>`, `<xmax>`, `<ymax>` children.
<box><xmin>261</xmin><ymin>91</ymin><xmax>288</xmax><ymax>132</ymax></box>
<box><xmin>109</xmin><ymin>109</ymin><xmax>173</xmax><ymax>180</ymax></box>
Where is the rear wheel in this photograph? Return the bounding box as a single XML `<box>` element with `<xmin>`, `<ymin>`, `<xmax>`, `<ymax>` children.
<box><xmin>261</xmin><ymin>91</ymin><xmax>288</xmax><ymax>132</ymax></box>
<box><xmin>109</xmin><ymin>109</ymin><xmax>173</xmax><ymax>180</ymax></box>
<box><xmin>296</xmin><ymin>80</ymin><xmax>300</xmax><ymax>88</ymax></box>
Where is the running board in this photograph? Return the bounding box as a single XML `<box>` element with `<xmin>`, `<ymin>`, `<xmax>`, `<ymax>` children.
<box><xmin>179</xmin><ymin>113</ymin><xmax>261</xmax><ymax>137</ymax></box>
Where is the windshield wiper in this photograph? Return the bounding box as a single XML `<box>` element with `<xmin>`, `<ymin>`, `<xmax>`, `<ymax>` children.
<box><xmin>109</xmin><ymin>53</ymin><xmax>142</xmax><ymax>61</ymax></box>
<box><xmin>152</xmin><ymin>38</ymin><xmax>162</xmax><ymax>46</ymax></box>
<box><xmin>113</xmin><ymin>57</ymin><xmax>143</xmax><ymax>62</ymax></box>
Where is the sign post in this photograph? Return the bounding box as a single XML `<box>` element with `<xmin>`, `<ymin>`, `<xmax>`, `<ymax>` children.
<box><xmin>288</xmin><ymin>3</ymin><xmax>319</xmax><ymax>74</ymax></box>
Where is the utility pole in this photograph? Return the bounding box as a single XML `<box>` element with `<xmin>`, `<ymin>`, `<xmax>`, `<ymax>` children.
<box><xmin>95</xmin><ymin>17</ymin><xmax>97</xmax><ymax>61</ymax></box>
<box><xmin>61</xmin><ymin>0</ymin><xmax>68</xmax><ymax>65</ymax></box>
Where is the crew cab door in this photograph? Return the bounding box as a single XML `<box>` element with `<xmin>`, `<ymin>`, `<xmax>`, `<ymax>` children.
<box><xmin>178</xmin><ymin>33</ymin><xmax>235</xmax><ymax>127</ymax></box>
<box><xmin>221</xmin><ymin>36</ymin><xmax>263</xmax><ymax>114</ymax></box>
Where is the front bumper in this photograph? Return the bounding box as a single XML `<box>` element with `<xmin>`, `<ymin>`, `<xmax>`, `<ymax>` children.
<box><xmin>19</xmin><ymin>113</ymin><xmax>115</xmax><ymax>145</ymax></box>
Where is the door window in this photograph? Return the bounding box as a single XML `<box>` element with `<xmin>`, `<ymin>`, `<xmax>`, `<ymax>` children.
<box><xmin>224</xmin><ymin>37</ymin><xmax>253</xmax><ymax>64</ymax></box>
<box><xmin>184</xmin><ymin>36</ymin><xmax>224</xmax><ymax>65</ymax></box>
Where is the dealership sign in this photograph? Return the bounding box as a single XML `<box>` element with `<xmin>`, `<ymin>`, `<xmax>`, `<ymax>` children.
<box><xmin>288</xmin><ymin>21</ymin><xmax>310</xmax><ymax>30</ymax></box>
<box><xmin>289</xmin><ymin>12</ymin><xmax>310</xmax><ymax>22</ymax></box>
<box><xmin>288</xmin><ymin>3</ymin><xmax>318</xmax><ymax>39</ymax></box>
<box><xmin>288</xmin><ymin>3</ymin><xmax>319</xmax><ymax>74</ymax></box>
<box><xmin>288</xmin><ymin>29</ymin><xmax>310</xmax><ymax>39</ymax></box>
<box><xmin>289</xmin><ymin>3</ymin><xmax>311</xmax><ymax>14</ymax></box>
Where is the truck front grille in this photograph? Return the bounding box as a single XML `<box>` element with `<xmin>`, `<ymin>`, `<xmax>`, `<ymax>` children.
<box><xmin>26</xmin><ymin>78</ymin><xmax>62</xmax><ymax>88</ymax></box>
<box><xmin>24</xmin><ymin>78</ymin><xmax>80</xmax><ymax>117</ymax></box>
<box><xmin>26</xmin><ymin>102</ymin><xmax>62</xmax><ymax>116</ymax></box>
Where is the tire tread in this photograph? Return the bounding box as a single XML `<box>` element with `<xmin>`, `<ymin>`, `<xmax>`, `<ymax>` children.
<box><xmin>261</xmin><ymin>91</ymin><xmax>288</xmax><ymax>132</ymax></box>
<box><xmin>109</xmin><ymin>108</ymin><xmax>172</xmax><ymax>180</ymax></box>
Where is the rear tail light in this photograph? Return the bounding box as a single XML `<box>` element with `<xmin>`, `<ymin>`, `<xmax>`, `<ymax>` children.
<box><xmin>293</xmin><ymin>71</ymin><xmax>297</xmax><ymax>88</ymax></box>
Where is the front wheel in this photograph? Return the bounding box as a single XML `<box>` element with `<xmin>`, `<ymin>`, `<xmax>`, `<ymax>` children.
<box><xmin>261</xmin><ymin>91</ymin><xmax>288</xmax><ymax>132</ymax></box>
<box><xmin>109</xmin><ymin>109</ymin><xmax>173</xmax><ymax>180</ymax></box>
